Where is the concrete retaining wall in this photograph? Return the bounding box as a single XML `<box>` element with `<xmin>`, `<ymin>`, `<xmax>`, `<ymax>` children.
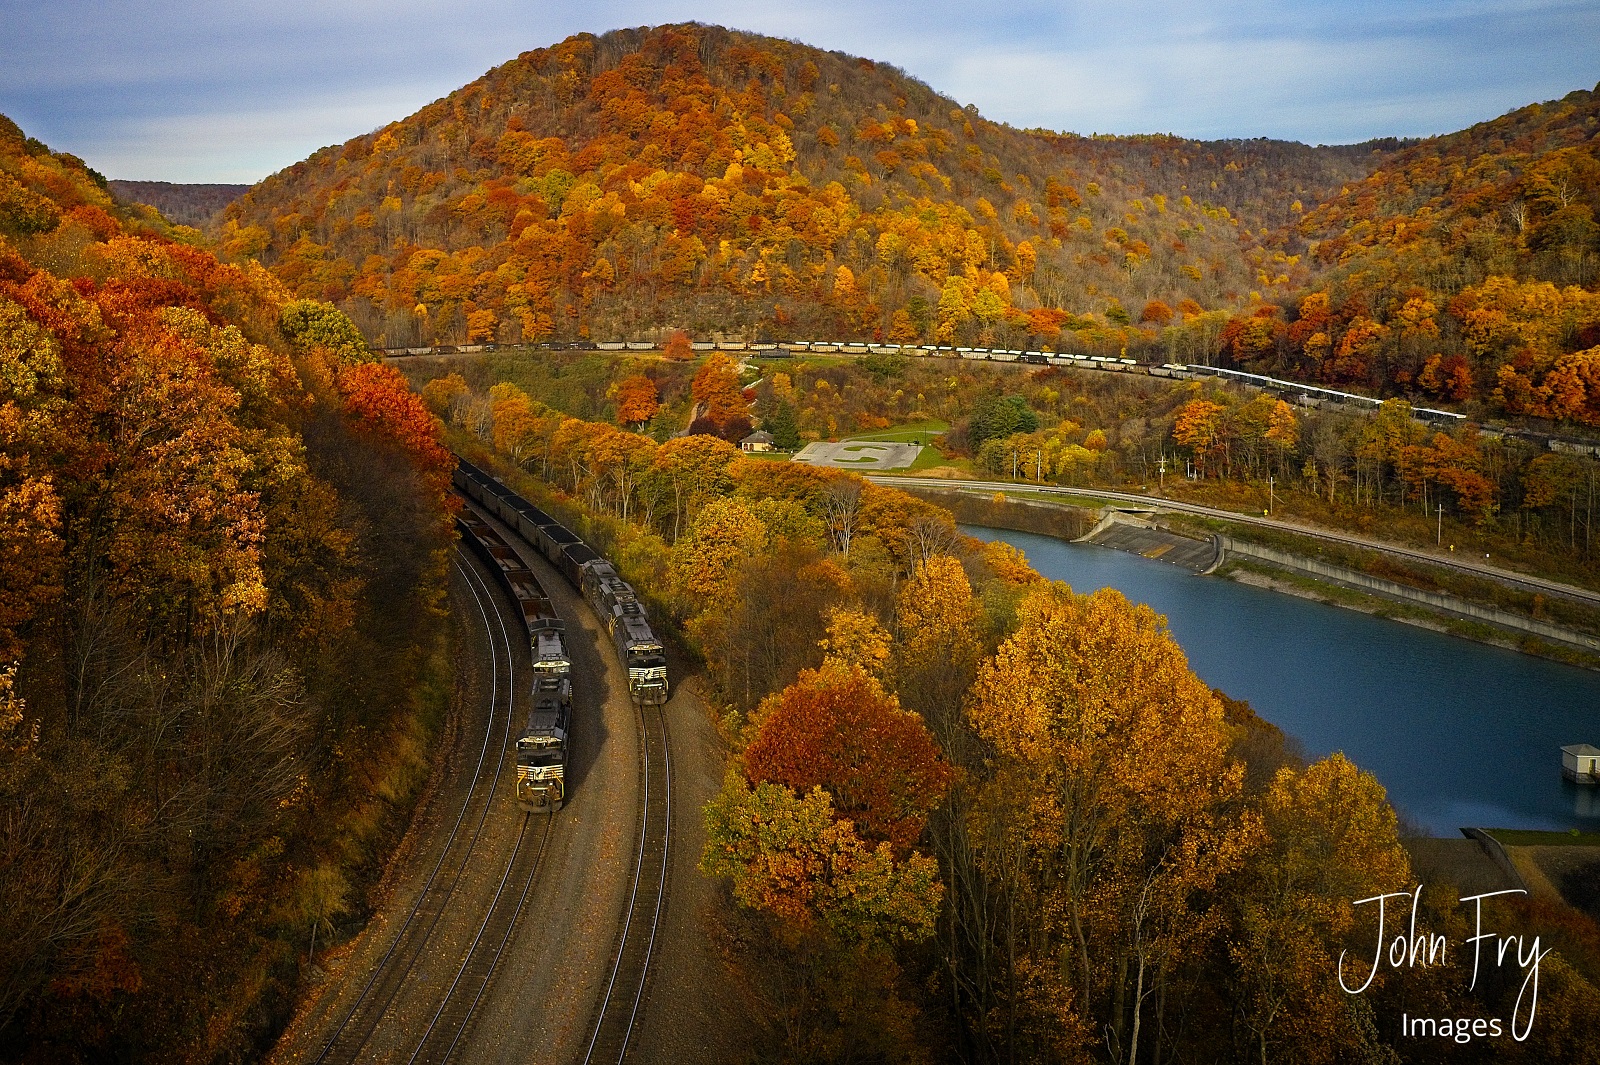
<box><xmin>901</xmin><ymin>487</ymin><xmax>1094</xmax><ymax>541</ymax></box>
<box><xmin>1218</xmin><ymin>536</ymin><xmax>1600</xmax><ymax>653</ymax></box>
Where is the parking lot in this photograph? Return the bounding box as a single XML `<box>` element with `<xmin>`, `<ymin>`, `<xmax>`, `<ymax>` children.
<box><xmin>792</xmin><ymin>440</ymin><xmax>922</xmax><ymax>470</ymax></box>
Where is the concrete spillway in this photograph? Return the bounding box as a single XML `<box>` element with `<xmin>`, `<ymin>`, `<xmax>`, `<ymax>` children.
<box><xmin>1076</xmin><ymin>511</ymin><xmax>1218</xmax><ymax>573</ymax></box>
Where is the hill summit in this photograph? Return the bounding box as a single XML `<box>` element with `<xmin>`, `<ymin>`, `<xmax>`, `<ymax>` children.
<box><xmin>220</xmin><ymin>23</ymin><xmax>1392</xmax><ymax>348</ymax></box>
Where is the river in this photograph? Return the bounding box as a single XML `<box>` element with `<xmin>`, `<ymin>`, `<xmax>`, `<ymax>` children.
<box><xmin>964</xmin><ymin>526</ymin><xmax>1600</xmax><ymax>836</ymax></box>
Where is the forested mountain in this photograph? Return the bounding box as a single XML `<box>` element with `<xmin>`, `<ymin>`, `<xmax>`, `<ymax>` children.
<box><xmin>108</xmin><ymin>179</ymin><xmax>250</xmax><ymax>228</ymax></box>
<box><xmin>219</xmin><ymin>23</ymin><xmax>1396</xmax><ymax>349</ymax></box>
<box><xmin>0</xmin><ymin>114</ymin><xmax>455</xmax><ymax>1059</ymax></box>
<box><xmin>1216</xmin><ymin>86</ymin><xmax>1600</xmax><ymax>424</ymax></box>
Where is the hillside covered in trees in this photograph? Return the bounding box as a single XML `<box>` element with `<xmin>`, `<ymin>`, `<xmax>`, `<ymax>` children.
<box><xmin>432</xmin><ymin>358</ymin><xmax>1600</xmax><ymax>1065</ymax></box>
<box><xmin>218</xmin><ymin>23</ymin><xmax>1396</xmax><ymax>350</ymax></box>
<box><xmin>0</xmin><ymin>114</ymin><xmax>456</xmax><ymax>1059</ymax></box>
<box><xmin>1214</xmin><ymin>86</ymin><xmax>1600</xmax><ymax>425</ymax></box>
<box><xmin>108</xmin><ymin>180</ymin><xmax>250</xmax><ymax>228</ymax></box>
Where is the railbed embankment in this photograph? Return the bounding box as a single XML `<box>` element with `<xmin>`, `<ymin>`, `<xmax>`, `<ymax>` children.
<box><xmin>907</xmin><ymin>485</ymin><xmax>1600</xmax><ymax>670</ymax></box>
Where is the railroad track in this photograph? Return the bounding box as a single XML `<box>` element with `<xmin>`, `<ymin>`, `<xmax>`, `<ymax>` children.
<box><xmin>406</xmin><ymin>810</ymin><xmax>552</xmax><ymax>1064</ymax></box>
<box><xmin>877</xmin><ymin>475</ymin><xmax>1600</xmax><ymax>610</ymax></box>
<box><xmin>313</xmin><ymin>552</ymin><xmax>542</xmax><ymax>1064</ymax></box>
<box><xmin>460</xmin><ymin>491</ymin><xmax>677</xmax><ymax>1064</ymax></box>
<box><xmin>580</xmin><ymin>696</ymin><xmax>673</xmax><ymax>1065</ymax></box>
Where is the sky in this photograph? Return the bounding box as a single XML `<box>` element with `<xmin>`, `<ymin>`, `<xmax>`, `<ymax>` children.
<box><xmin>1</xmin><ymin>0</ymin><xmax>1596</xmax><ymax>184</ymax></box>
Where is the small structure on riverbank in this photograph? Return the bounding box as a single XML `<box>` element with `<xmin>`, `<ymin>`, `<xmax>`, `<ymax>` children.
<box><xmin>1562</xmin><ymin>744</ymin><xmax>1600</xmax><ymax>783</ymax></box>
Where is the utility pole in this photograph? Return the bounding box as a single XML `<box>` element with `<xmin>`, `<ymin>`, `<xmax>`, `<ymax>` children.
<box><xmin>1268</xmin><ymin>475</ymin><xmax>1275</xmax><ymax>514</ymax></box>
<box><xmin>1158</xmin><ymin>454</ymin><xmax>1166</xmax><ymax>492</ymax></box>
<box><xmin>1438</xmin><ymin>502</ymin><xmax>1443</xmax><ymax>546</ymax></box>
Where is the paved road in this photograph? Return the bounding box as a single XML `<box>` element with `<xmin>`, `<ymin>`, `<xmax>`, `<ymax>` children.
<box><xmin>794</xmin><ymin>440</ymin><xmax>921</xmax><ymax>470</ymax></box>
<box><xmin>875</xmin><ymin>474</ymin><xmax>1600</xmax><ymax>610</ymax></box>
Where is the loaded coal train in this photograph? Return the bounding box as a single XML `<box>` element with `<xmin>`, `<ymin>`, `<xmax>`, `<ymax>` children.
<box><xmin>456</xmin><ymin>506</ymin><xmax>571</xmax><ymax>812</ymax></box>
<box><xmin>454</xmin><ymin>459</ymin><xmax>670</xmax><ymax>708</ymax></box>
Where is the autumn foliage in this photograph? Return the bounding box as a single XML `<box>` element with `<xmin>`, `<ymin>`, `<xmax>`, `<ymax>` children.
<box><xmin>220</xmin><ymin>25</ymin><xmax>1395</xmax><ymax>350</ymax></box>
<box><xmin>0</xmin><ymin>116</ymin><xmax>455</xmax><ymax>1060</ymax></box>
<box><xmin>743</xmin><ymin>665</ymin><xmax>952</xmax><ymax>852</ymax></box>
<box><xmin>1207</xmin><ymin>88</ymin><xmax>1600</xmax><ymax>424</ymax></box>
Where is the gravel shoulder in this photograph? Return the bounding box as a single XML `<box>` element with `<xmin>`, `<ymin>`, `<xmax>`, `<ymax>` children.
<box><xmin>457</xmin><ymin>509</ymin><xmax>640</xmax><ymax>1065</ymax></box>
<box><xmin>626</xmin><ymin>675</ymin><xmax>752</xmax><ymax>1065</ymax></box>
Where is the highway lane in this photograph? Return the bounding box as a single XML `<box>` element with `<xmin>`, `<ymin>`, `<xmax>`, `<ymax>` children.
<box><xmin>875</xmin><ymin>474</ymin><xmax>1600</xmax><ymax>610</ymax></box>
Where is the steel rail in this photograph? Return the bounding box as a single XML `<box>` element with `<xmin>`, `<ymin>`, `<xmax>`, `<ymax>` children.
<box><xmin>616</xmin><ymin>704</ymin><xmax>671</xmax><ymax>1062</ymax></box>
<box><xmin>580</xmin><ymin>698</ymin><xmax>672</xmax><ymax>1065</ymax></box>
<box><xmin>579</xmin><ymin>697</ymin><xmax>653</xmax><ymax>1065</ymax></box>
<box><xmin>873</xmin><ymin>474</ymin><xmax>1600</xmax><ymax>609</ymax></box>
<box><xmin>313</xmin><ymin>552</ymin><xmax>518</xmax><ymax>1064</ymax></box>
<box><xmin>407</xmin><ymin>812</ymin><xmax>553</xmax><ymax>1065</ymax></box>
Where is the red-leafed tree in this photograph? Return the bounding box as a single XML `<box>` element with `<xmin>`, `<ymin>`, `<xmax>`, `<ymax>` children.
<box><xmin>663</xmin><ymin>329</ymin><xmax>693</xmax><ymax>361</ymax></box>
<box><xmin>742</xmin><ymin>664</ymin><xmax>953</xmax><ymax>852</ymax></box>
<box><xmin>336</xmin><ymin>361</ymin><xmax>455</xmax><ymax>494</ymax></box>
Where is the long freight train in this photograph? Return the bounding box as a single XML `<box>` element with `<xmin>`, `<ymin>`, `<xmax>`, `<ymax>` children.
<box><xmin>454</xmin><ymin>459</ymin><xmax>670</xmax><ymax>706</ymax></box>
<box><xmin>456</xmin><ymin>507</ymin><xmax>572</xmax><ymax>812</ymax></box>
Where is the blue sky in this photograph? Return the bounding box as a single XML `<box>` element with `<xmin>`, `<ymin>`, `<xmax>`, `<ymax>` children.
<box><xmin>1</xmin><ymin>0</ymin><xmax>1596</xmax><ymax>183</ymax></box>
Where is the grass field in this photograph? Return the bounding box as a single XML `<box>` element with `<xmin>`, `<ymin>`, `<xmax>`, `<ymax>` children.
<box><xmin>1488</xmin><ymin>828</ymin><xmax>1600</xmax><ymax>847</ymax></box>
<box><xmin>841</xmin><ymin>419</ymin><xmax>949</xmax><ymax>446</ymax></box>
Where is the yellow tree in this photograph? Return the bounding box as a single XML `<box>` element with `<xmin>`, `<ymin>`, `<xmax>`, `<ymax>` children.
<box><xmin>646</xmin><ymin>433</ymin><xmax>740</xmax><ymax>541</ymax></box>
<box><xmin>670</xmin><ymin>497</ymin><xmax>767</xmax><ymax>605</ymax></box>
<box><xmin>818</xmin><ymin>607</ymin><xmax>892</xmax><ymax>678</ymax></box>
<box><xmin>968</xmin><ymin>583</ymin><xmax>1248</xmax><ymax>1059</ymax></box>
<box><xmin>489</xmin><ymin>382</ymin><xmax>541</xmax><ymax>466</ymax></box>
<box><xmin>421</xmin><ymin>372</ymin><xmax>469</xmax><ymax>422</ymax></box>
<box><xmin>892</xmin><ymin>554</ymin><xmax>981</xmax><ymax>739</ymax></box>
<box><xmin>701</xmin><ymin>772</ymin><xmax>942</xmax><ymax>945</ymax></box>
<box><xmin>1229</xmin><ymin>754</ymin><xmax>1411</xmax><ymax>1065</ymax></box>
<box><xmin>1172</xmin><ymin>398</ymin><xmax>1225</xmax><ymax>477</ymax></box>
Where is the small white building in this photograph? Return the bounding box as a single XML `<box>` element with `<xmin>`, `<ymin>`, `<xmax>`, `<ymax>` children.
<box><xmin>1562</xmin><ymin>744</ymin><xmax>1600</xmax><ymax>783</ymax></box>
<box><xmin>740</xmin><ymin>430</ymin><xmax>775</xmax><ymax>453</ymax></box>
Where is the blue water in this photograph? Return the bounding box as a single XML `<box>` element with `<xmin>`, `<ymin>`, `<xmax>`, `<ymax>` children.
<box><xmin>965</xmin><ymin>526</ymin><xmax>1600</xmax><ymax>836</ymax></box>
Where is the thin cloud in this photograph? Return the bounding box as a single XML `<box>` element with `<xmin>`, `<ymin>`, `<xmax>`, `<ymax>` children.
<box><xmin>1</xmin><ymin>0</ymin><xmax>1595</xmax><ymax>181</ymax></box>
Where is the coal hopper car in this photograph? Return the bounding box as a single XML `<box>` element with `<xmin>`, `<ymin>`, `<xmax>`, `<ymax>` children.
<box><xmin>454</xmin><ymin>458</ymin><xmax>670</xmax><ymax>706</ymax></box>
<box><xmin>455</xmin><ymin>506</ymin><xmax>571</xmax><ymax>813</ymax></box>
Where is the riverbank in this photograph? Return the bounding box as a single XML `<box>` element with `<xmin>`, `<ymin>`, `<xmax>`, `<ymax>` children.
<box><xmin>1221</xmin><ymin>560</ymin><xmax>1600</xmax><ymax>670</ymax></box>
<box><xmin>961</xmin><ymin>523</ymin><xmax>1600</xmax><ymax>835</ymax></box>
<box><xmin>905</xmin><ymin>485</ymin><xmax>1600</xmax><ymax>671</ymax></box>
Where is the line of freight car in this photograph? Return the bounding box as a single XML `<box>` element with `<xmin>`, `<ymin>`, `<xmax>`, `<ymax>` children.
<box><xmin>453</xmin><ymin>460</ymin><xmax>670</xmax><ymax>706</ymax></box>
<box><xmin>456</xmin><ymin>508</ymin><xmax>572</xmax><ymax>813</ymax></box>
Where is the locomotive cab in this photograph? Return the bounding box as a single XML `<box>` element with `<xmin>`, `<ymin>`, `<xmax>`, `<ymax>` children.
<box><xmin>516</xmin><ymin>680</ymin><xmax>570</xmax><ymax>812</ymax></box>
<box><xmin>530</xmin><ymin>622</ymin><xmax>570</xmax><ymax>678</ymax></box>
<box><xmin>622</xmin><ymin>634</ymin><xmax>668</xmax><ymax>705</ymax></box>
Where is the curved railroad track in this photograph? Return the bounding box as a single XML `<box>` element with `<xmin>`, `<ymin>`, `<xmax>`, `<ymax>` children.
<box><xmin>458</xmin><ymin>493</ymin><xmax>680</xmax><ymax>1065</ymax></box>
<box><xmin>579</xmin><ymin>685</ymin><xmax>673</xmax><ymax>1065</ymax></box>
<box><xmin>406</xmin><ymin>810</ymin><xmax>553</xmax><ymax>1064</ymax></box>
<box><xmin>313</xmin><ymin>552</ymin><xmax>541</xmax><ymax>1064</ymax></box>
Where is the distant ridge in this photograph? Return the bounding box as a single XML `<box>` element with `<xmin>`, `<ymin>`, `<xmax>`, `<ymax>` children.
<box><xmin>109</xmin><ymin>179</ymin><xmax>249</xmax><ymax>227</ymax></box>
